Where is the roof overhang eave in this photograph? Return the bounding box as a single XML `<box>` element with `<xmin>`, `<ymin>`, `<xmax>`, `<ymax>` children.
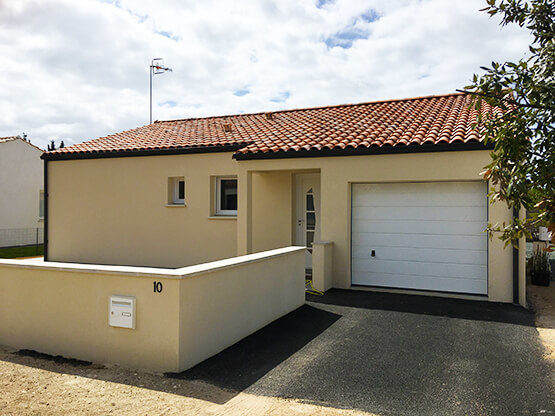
<box><xmin>41</xmin><ymin>143</ymin><xmax>249</xmax><ymax>161</ymax></box>
<box><xmin>232</xmin><ymin>141</ymin><xmax>493</xmax><ymax>161</ymax></box>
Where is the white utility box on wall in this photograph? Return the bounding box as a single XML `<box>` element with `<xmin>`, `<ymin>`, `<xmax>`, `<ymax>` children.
<box><xmin>109</xmin><ymin>295</ymin><xmax>136</xmax><ymax>329</ymax></box>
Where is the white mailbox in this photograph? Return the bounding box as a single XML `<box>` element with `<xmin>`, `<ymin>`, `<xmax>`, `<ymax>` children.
<box><xmin>109</xmin><ymin>295</ymin><xmax>136</xmax><ymax>329</ymax></box>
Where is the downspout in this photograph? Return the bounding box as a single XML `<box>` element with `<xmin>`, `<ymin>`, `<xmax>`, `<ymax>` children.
<box><xmin>513</xmin><ymin>207</ymin><xmax>519</xmax><ymax>304</ymax></box>
<box><xmin>43</xmin><ymin>158</ymin><xmax>48</xmax><ymax>261</ymax></box>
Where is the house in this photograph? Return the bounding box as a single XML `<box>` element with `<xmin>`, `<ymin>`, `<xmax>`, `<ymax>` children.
<box><xmin>0</xmin><ymin>136</ymin><xmax>44</xmax><ymax>247</ymax></box>
<box><xmin>41</xmin><ymin>92</ymin><xmax>526</xmax><ymax>305</ymax></box>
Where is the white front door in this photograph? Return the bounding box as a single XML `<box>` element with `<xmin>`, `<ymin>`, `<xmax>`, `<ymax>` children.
<box><xmin>295</xmin><ymin>174</ymin><xmax>321</xmax><ymax>270</ymax></box>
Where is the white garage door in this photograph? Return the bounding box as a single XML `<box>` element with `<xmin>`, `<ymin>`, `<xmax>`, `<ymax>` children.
<box><xmin>351</xmin><ymin>182</ymin><xmax>487</xmax><ymax>295</ymax></box>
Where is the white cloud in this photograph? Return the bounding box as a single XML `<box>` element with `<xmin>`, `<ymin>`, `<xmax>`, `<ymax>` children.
<box><xmin>0</xmin><ymin>0</ymin><xmax>531</xmax><ymax>149</ymax></box>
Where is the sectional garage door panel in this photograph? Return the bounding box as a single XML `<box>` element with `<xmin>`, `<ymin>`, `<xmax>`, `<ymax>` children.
<box><xmin>354</xmin><ymin>219</ymin><xmax>486</xmax><ymax>235</ymax></box>
<box><xmin>354</xmin><ymin>233</ymin><xmax>487</xmax><ymax>251</ymax></box>
<box><xmin>351</xmin><ymin>271</ymin><xmax>487</xmax><ymax>294</ymax></box>
<box><xmin>351</xmin><ymin>182</ymin><xmax>488</xmax><ymax>295</ymax></box>
<box><xmin>352</xmin><ymin>206</ymin><xmax>487</xmax><ymax>222</ymax></box>
<box><xmin>351</xmin><ymin>246</ymin><xmax>487</xmax><ymax>265</ymax></box>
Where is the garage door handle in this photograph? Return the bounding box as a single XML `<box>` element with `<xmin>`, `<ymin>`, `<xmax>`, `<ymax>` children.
<box><xmin>371</xmin><ymin>250</ymin><xmax>375</xmax><ymax>257</ymax></box>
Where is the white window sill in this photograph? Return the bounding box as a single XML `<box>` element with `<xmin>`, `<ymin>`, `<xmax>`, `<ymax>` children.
<box><xmin>38</xmin><ymin>218</ymin><xmax>44</xmax><ymax>222</ymax></box>
<box><xmin>208</xmin><ymin>215</ymin><xmax>237</xmax><ymax>220</ymax></box>
<box><xmin>166</xmin><ymin>204</ymin><xmax>186</xmax><ymax>208</ymax></box>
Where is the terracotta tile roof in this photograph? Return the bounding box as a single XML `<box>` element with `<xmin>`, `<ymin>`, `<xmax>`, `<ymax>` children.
<box><xmin>48</xmin><ymin>93</ymin><xmax>495</xmax><ymax>159</ymax></box>
<box><xmin>0</xmin><ymin>136</ymin><xmax>20</xmax><ymax>144</ymax></box>
<box><xmin>49</xmin><ymin>123</ymin><xmax>250</xmax><ymax>156</ymax></box>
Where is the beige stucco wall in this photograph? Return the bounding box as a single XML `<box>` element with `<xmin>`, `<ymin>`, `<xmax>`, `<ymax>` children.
<box><xmin>178</xmin><ymin>247</ymin><xmax>305</xmax><ymax>370</ymax></box>
<box><xmin>0</xmin><ymin>139</ymin><xmax>43</xmax><ymax>233</ymax></box>
<box><xmin>0</xmin><ymin>264</ymin><xmax>180</xmax><ymax>372</ymax></box>
<box><xmin>46</xmin><ymin>148</ymin><xmax>522</xmax><ymax>304</ymax></box>
<box><xmin>312</xmin><ymin>240</ymin><xmax>333</xmax><ymax>292</ymax></box>
<box><xmin>48</xmin><ymin>152</ymin><xmax>238</xmax><ymax>268</ymax></box>
<box><xmin>237</xmin><ymin>149</ymin><xmax>522</xmax><ymax>303</ymax></box>
<box><xmin>0</xmin><ymin>246</ymin><xmax>305</xmax><ymax>372</ymax></box>
<box><xmin>251</xmin><ymin>171</ymin><xmax>294</xmax><ymax>253</ymax></box>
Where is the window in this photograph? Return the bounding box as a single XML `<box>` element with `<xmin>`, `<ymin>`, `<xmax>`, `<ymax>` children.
<box><xmin>39</xmin><ymin>190</ymin><xmax>45</xmax><ymax>219</ymax></box>
<box><xmin>169</xmin><ymin>177</ymin><xmax>185</xmax><ymax>205</ymax></box>
<box><xmin>216</xmin><ymin>177</ymin><xmax>237</xmax><ymax>215</ymax></box>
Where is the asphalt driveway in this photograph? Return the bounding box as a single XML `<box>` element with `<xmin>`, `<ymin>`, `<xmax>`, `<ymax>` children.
<box><xmin>172</xmin><ymin>289</ymin><xmax>555</xmax><ymax>416</ymax></box>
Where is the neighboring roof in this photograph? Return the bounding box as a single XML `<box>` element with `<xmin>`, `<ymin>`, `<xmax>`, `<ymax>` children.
<box><xmin>44</xmin><ymin>92</ymin><xmax>495</xmax><ymax>161</ymax></box>
<box><xmin>0</xmin><ymin>136</ymin><xmax>20</xmax><ymax>144</ymax></box>
<box><xmin>0</xmin><ymin>136</ymin><xmax>44</xmax><ymax>152</ymax></box>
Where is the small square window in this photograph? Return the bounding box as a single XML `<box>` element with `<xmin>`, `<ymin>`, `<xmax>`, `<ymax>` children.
<box><xmin>216</xmin><ymin>177</ymin><xmax>237</xmax><ymax>216</ymax></box>
<box><xmin>169</xmin><ymin>177</ymin><xmax>185</xmax><ymax>205</ymax></box>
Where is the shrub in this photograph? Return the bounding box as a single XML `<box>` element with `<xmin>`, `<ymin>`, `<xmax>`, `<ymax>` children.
<box><xmin>528</xmin><ymin>248</ymin><xmax>551</xmax><ymax>286</ymax></box>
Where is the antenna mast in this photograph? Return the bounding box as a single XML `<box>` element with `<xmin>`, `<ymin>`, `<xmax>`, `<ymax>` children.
<box><xmin>149</xmin><ymin>58</ymin><xmax>172</xmax><ymax>124</ymax></box>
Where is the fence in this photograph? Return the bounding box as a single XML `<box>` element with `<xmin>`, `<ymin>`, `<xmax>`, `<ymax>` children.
<box><xmin>0</xmin><ymin>227</ymin><xmax>44</xmax><ymax>248</ymax></box>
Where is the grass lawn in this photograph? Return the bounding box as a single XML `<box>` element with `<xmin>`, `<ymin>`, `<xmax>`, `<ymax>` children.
<box><xmin>0</xmin><ymin>244</ymin><xmax>44</xmax><ymax>258</ymax></box>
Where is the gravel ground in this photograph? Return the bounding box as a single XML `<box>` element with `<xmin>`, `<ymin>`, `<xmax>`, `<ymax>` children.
<box><xmin>0</xmin><ymin>346</ymin><xmax>371</xmax><ymax>416</ymax></box>
<box><xmin>528</xmin><ymin>282</ymin><xmax>555</xmax><ymax>361</ymax></box>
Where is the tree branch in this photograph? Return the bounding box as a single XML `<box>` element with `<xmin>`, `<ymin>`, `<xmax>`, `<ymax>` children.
<box><xmin>455</xmin><ymin>89</ymin><xmax>549</xmax><ymax>110</ymax></box>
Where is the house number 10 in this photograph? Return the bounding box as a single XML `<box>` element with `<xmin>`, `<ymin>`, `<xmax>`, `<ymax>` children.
<box><xmin>153</xmin><ymin>281</ymin><xmax>163</xmax><ymax>293</ymax></box>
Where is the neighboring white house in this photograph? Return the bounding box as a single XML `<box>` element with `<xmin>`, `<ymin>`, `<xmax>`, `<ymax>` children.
<box><xmin>0</xmin><ymin>136</ymin><xmax>44</xmax><ymax>247</ymax></box>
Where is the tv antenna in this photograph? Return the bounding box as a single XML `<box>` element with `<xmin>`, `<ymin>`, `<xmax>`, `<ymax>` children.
<box><xmin>149</xmin><ymin>58</ymin><xmax>172</xmax><ymax>124</ymax></box>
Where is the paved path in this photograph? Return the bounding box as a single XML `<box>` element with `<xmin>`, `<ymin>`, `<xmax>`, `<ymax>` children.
<box><xmin>178</xmin><ymin>290</ymin><xmax>555</xmax><ymax>415</ymax></box>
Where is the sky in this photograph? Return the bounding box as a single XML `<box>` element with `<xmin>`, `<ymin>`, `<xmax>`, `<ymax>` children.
<box><xmin>0</xmin><ymin>0</ymin><xmax>531</xmax><ymax>150</ymax></box>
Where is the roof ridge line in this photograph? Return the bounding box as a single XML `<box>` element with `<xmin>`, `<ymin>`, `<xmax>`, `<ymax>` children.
<box><xmin>154</xmin><ymin>92</ymin><xmax>468</xmax><ymax>124</ymax></box>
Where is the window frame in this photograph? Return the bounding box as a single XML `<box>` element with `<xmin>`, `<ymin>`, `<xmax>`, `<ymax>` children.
<box><xmin>215</xmin><ymin>176</ymin><xmax>238</xmax><ymax>216</ymax></box>
<box><xmin>170</xmin><ymin>177</ymin><xmax>185</xmax><ymax>205</ymax></box>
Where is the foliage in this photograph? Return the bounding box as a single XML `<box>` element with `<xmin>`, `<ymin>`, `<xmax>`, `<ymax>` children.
<box><xmin>0</xmin><ymin>244</ymin><xmax>44</xmax><ymax>259</ymax></box>
<box><xmin>527</xmin><ymin>247</ymin><xmax>551</xmax><ymax>273</ymax></box>
<box><xmin>463</xmin><ymin>0</ymin><xmax>554</xmax><ymax>249</ymax></box>
<box><xmin>47</xmin><ymin>139</ymin><xmax>65</xmax><ymax>150</ymax></box>
<box><xmin>527</xmin><ymin>247</ymin><xmax>551</xmax><ymax>285</ymax></box>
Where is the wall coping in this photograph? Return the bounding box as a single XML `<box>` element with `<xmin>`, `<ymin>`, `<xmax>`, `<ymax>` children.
<box><xmin>312</xmin><ymin>240</ymin><xmax>333</xmax><ymax>246</ymax></box>
<box><xmin>0</xmin><ymin>246</ymin><xmax>305</xmax><ymax>279</ymax></box>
